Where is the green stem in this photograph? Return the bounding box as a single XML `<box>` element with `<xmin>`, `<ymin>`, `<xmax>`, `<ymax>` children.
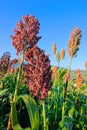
<box><xmin>68</xmin><ymin>57</ymin><xmax>72</xmax><ymax>73</ymax></box>
<box><xmin>62</xmin><ymin>83</ymin><xmax>65</xmax><ymax>121</ymax></box>
<box><xmin>63</xmin><ymin>57</ymin><xmax>72</xmax><ymax>102</ymax></box>
<box><xmin>58</xmin><ymin>68</ymin><xmax>60</xmax><ymax>95</ymax></box>
<box><xmin>80</xmin><ymin>106</ymin><xmax>83</xmax><ymax>116</ymax></box>
<box><xmin>13</xmin><ymin>52</ymin><xmax>24</xmax><ymax>101</ymax></box>
<box><xmin>62</xmin><ymin>103</ymin><xmax>64</xmax><ymax>121</ymax></box>
<box><xmin>7</xmin><ymin>52</ymin><xmax>24</xmax><ymax>129</ymax></box>
<box><xmin>61</xmin><ymin>57</ymin><xmax>72</xmax><ymax>122</ymax></box>
<box><xmin>42</xmin><ymin>100</ymin><xmax>47</xmax><ymax>130</ymax></box>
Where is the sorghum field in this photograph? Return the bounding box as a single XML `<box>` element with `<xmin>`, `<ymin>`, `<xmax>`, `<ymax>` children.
<box><xmin>0</xmin><ymin>15</ymin><xmax>87</xmax><ymax>130</ymax></box>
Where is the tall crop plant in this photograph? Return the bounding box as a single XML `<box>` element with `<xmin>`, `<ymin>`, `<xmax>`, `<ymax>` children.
<box><xmin>6</xmin><ymin>15</ymin><xmax>51</xmax><ymax>130</ymax></box>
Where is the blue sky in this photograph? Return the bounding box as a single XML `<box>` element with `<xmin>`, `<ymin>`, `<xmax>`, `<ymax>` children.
<box><xmin>0</xmin><ymin>0</ymin><xmax>87</xmax><ymax>70</ymax></box>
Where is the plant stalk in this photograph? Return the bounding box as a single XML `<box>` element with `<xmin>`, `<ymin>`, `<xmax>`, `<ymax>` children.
<box><xmin>68</xmin><ymin>57</ymin><xmax>72</xmax><ymax>73</ymax></box>
<box><xmin>42</xmin><ymin>100</ymin><xmax>47</xmax><ymax>130</ymax></box>
<box><xmin>61</xmin><ymin>58</ymin><xmax>72</xmax><ymax>122</ymax></box>
<box><xmin>13</xmin><ymin>52</ymin><xmax>24</xmax><ymax>101</ymax></box>
<box><xmin>62</xmin><ymin>83</ymin><xmax>65</xmax><ymax>122</ymax></box>
<box><xmin>62</xmin><ymin>103</ymin><xmax>64</xmax><ymax>121</ymax></box>
<box><xmin>7</xmin><ymin>52</ymin><xmax>24</xmax><ymax>129</ymax></box>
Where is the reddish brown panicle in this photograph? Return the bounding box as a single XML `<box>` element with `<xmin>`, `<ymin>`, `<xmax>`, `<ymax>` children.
<box><xmin>0</xmin><ymin>52</ymin><xmax>10</xmax><ymax>77</ymax></box>
<box><xmin>8</xmin><ymin>58</ymin><xmax>19</xmax><ymax>73</ymax></box>
<box><xmin>23</xmin><ymin>46</ymin><xmax>52</xmax><ymax>100</ymax></box>
<box><xmin>76</xmin><ymin>69</ymin><xmax>83</xmax><ymax>90</ymax></box>
<box><xmin>10</xmin><ymin>15</ymin><xmax>41</xmax><ymax>55</ymax></box>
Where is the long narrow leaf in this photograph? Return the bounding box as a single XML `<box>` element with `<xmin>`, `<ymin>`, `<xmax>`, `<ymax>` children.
<box><xmin>12</xmin><ymin>101</ymin><xmax>30</xmax><ymax>130</ymax></box>
<box><xmin>12</xmin><ymin>94</ymin><xmax>39</xmax><ymax>130</ymax></box>
<box><xmin>0</xmin><ymin>89</ymin><xmax>8</xmax><ymax>97</ymax></box>
<box><xmin>19</xmin><ymin>95</ymin><xmax>39</xmax><ymax>130</ymax></box>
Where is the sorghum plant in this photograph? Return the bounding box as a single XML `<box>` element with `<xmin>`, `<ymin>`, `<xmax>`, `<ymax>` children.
<box><xmin>62</xmin><ymin>28</ymin><xmax>82</xmax><ymax>122</ymax></box>
<box><xmin>7</xmin><ymin>15</ymin><xmax>41</xmax><ymax>130</ymax></box>
<box><xmin>6</xmin><ymin>14</ymin><xmax>52</xmax><ymax>130</ymax></box>
<box><xmin>0</xmin><ymin>52</ymin><xmax>10</xmax><ymax>78</ymax></box>
<box><xmin>68</xmin><ymin>28</ymin><xmax>81</xmax><ymax>58</ymax></box>
<box><xmin>10</xmin><ymin>15</ymin><xmax>41</xmax><ymax>97</ymax></box>
<box><xmin>68</xmin><ymin>28</ymin><xmax>81</xmax><ymax>71</ymax></box>
<box><xmin>65</xmin><ymin>28</ymin><xmax>82</xmax><ymax>102</ymax></box>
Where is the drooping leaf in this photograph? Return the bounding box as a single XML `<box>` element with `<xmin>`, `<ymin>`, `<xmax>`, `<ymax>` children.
<box><xmin>59</xmin><ymin>68</ymin><xmax>66</xmax><ymax>80</ymax></box>
<box><xmin>12</xmin><ymin>101</ymin><xmax>28</xmax><ymax>130</ymax></box>
<box><xmin>12</xmin><ymin>94</ymin><xmax>39</xmax><ymax>130</ymax></box>
<box><xmin>68</xmin><ymin>106</ymin><xmax>75</xmax><ymax>117</ymax></box>
<box><xmin>19</xmin><ymin>95</ymin><xmax>39</xmax><ymax>130</ymax></box>
<box><xmin>0</xmin><ymin>89</ymin><xmax>8</xmax><ymax>97</ymax></box>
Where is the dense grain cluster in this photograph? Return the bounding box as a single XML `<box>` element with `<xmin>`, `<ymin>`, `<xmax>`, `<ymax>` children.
<box><xmin>23</xmin><ymin>46</ymin><xmax>52</xmax><ymax>99</ymax></box>
<box><xmin>10</xmin><ymin>15</ymin><xmax>41</xmax><ymax>55</ymax></box>
<box><xmin>68</xmin><ymin>28</ymin><xmax>81</xmax><ymax>58</ymax></box>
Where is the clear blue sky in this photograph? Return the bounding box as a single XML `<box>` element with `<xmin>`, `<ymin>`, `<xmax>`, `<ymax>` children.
<box><xmin>0</xmin><ymin>0</ymin><xmax>87</xmax><ymax>70</ymax></box>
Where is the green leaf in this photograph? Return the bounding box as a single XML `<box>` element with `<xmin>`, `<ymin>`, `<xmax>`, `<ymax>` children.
<box><xmin>64</xmin><ymin>116</ymin><xmax>73</xmax><ymax>130</ymax></box>
<box><xmin>59</xmin><ymin>68</ymin><xmax>66</xmax><ymax>80</ymax></box>
<box><xmin>12</xmin><ymin>94</ymin><xmax>39</xmax><ymax>130</ymax></box>
<box><xmin>59</xmin><ymin>116</ymin><xmax>73</xmax><ymax>130</ymax></box>
<box><xmin>82</xmin><ymin>104</ymin><xmax>87</xmax><ymax>111</ymax></box>
<box><xmin>68</xmin><ymin>106</ymin><xmax>75</xmax><ymax>117</ymax></box>
<box><xmin>0</xmin><ymin>89</ymin><xmax>8</xmax><ymax>97</ymax></box>
<box><xmin>12</xmin><ymin>101</ymin><xmax>26</xmax><ymax>130</ymax></box>
<box><xmin>19</xmin><ymin>95</ymin><xmax>39</xmax><ymax>130</ymax></box>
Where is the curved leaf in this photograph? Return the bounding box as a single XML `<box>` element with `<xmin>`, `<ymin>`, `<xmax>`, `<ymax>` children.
<box><xmin>68</xmin><ymin>106</ymin><xmax>75</xmax><ymax>117</ymax></box>
<box><xmin>12</xmin><ymin>101</ymin><xmax>29</xmax><ymax>130</ymax></box>
<box><xmin>59</xmin><ymin>68</ymin><xmax>66</xmax><ymax>80</ymax></box>
<box><xmin>0</xmin><ymin>89</ymin><xmax>8</xmax><ymax>97</ymax></box>
<box><xmin>19</xmin><ymin>95</ymin><xmax>39</xmax><ymax>130</ymax></box>
<box><xmin>12</xmin><ymin>94</ymin><xmax>39</xmax><ymax>130</ymax></box>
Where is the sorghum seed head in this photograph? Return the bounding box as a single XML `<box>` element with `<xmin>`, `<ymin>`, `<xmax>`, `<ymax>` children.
<box><xmin>68</xmin><ymin>28</ymin><xmax>81</xmax><ymax>58</ymax></box>
<box><xmin>61</xmin><ymin>48</ymin><xmax>65</xmax><ymax>60</ymax></box>
<box><xmin>10</xmin><ymin>15</ymin><xmax>41</xmax><ymax>55</ymax></box>
<box><xmin>23</xmin><ymin>46</ymin><xmax>52</xmax><ymax>100</ymax></box>
<box><xmin>52</xmin><ymin>43</ymin><xmax>57</xmax><ymax>54</ymax></box>
<box><xmin>76</xmin><ymin>69</ymin><xmax>83</xmax><ymax>90</ymax></box>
